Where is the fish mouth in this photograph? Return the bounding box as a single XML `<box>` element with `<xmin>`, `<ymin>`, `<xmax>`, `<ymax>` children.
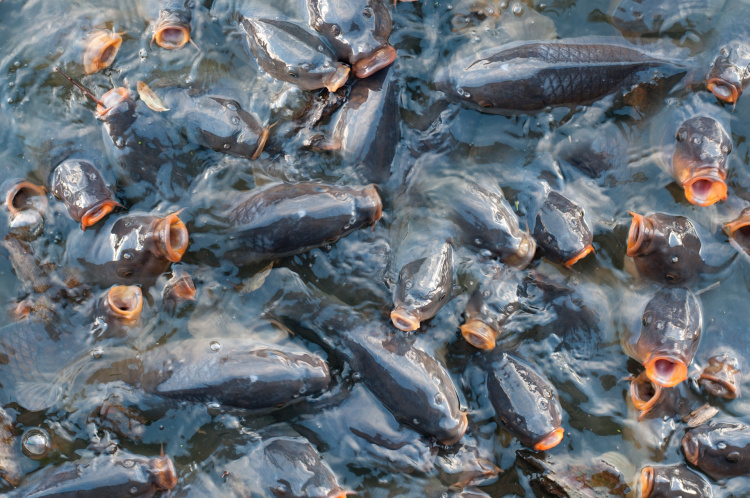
<box><xmin>682</xmin><ymin>432</ymin><xmax>700</xmax><ymax>466</ymax></box>
<box><xmin>352</xmin><ymin>45</ymin><xmax>397</xmax><ymax>79</ymax></box>
<box><xmin>643</xmin><ymin>356</ymin><xmax>688</xmax><ymax>388</ymax></box>
<box><xmin>390</xmin><ymin>307</ymin><xmax>420</xmax><ymax>331</ymax></box>
<box><xmin>166</xmin><ymin>272</ymin><xmax>197</xmax><ymax>302</ymax></box>
<box><xmin>83</xmin><ymin>30</ymin><xmax>122</xmax><ymax>74</ymax></box>
<box><xmin>149</xmin><ymin>455</ymin><xmax>178</xmax><ymax>490</ymax></box>
<box><xmin>361</xmin><ymin>184</ymin><xmax>383</xmax><ymax>223</ymax></box>
<box><xmin>96</xmin><ymin>87</ymin><xmax>131</xmax><ymax>117</ymax></box>
<box><xmin>707</xmin><ymin>77</ymin><xmax>741</xmax><ymax>104</ymax></box>
<box><xmin>324</xmin><ymin>64</ymin><xmax>351</xmax><ymax>93</ymax></box>
<box><xmin>5</xmin><ymin>180</ymin><xmax>47</xmax><ymax>217</ymax></box>
<box><xmin>438</xmin><ymin>410</ymin><xmax>468</xmax><ymax>446</ymax></box>
<box><xmin>533</xmin><ymin>427</ymin><xmax>564</xmax><ymax>451</ymax></box>
<box><xmin>564</xmin><ymin>244</ymin><xmax>595</xmax><ymax>268</ymax></box>
<box><xmin>629</xmin><ymin>371</ymin><xmax>662</xmax><ymax>420</ymax></box>
<box><xmin>153</xmin><ymin>23</ymin><xmax>191</xmax><ymax>50</ymax></box>
<box><xmin>107</xmin><ymin>285</ymin><xmax>143</xmax><ymax>321</ymax></box>
<box><xmin>80</xmin><ymin>199</ymin><xmax>122</xmax><ymax>230</ymax></box>
<box><xmin>724</xmin><ymin>212</ymin><xmax>750</xmax><ymax>253</ymax></box>
<box><xmin>699</xmin><ymin>371</ymin><xmax>740</xmax><ymax>399</ymax></box>
<box><xmin>639</xmin><ymin>466</ymin><xmax>655</xmax><ymax>498</ymax></box>
<box><xmin>153</xmin><ymin>212</ymin><xmax>189</xmax><ymax>263</ymax></box>
<box><xmin>504</xmin><ymin>233</ymin><xmax>537</xmax><ymax>269</ymax></box>
<box><xmin>459</xmin><ymin>319</ymin><xmax>498</xmax><ymax>350</ymax></box>
<box><xmin>626</xmin><ymin>211</ymin><xmax>654</xmax><ymax>257</ymax></box>
<box><xmin>682</xmin><ymin>172</ymin><xmax>727</xmax><ymax>207</ymax></box>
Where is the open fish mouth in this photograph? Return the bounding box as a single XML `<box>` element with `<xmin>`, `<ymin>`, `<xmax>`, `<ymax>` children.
<box><xmin>83</xmin><ymin>30</ymin><xmax>123</xmax><ymax>74</ymax></box>
<box><xmin>724</xmin><ymin>212</ymin><xmax>750</xmax><ymax>253</ymax></box>
<box><xmin>707</xmin><ymin>77</ymin><xmax>741</xmax><ymax>104</ymax></box>
<box><xmin>699</xmin><ymin>371</ymin><xmax>741</xmax><ymax>399</ymax></box>
<box><xmin>390</xmin><ymin>307</ymin><xmax>420</xmax><ymax>331</ymax></box>
<box><xmin>80</xmin><ymin>199</ymin><xmax>122</xmax><ymax>230</ymax></box>
<box><xmin>352</xmin><ymin>45</ymin><xmax>397</xmax><ymax>79</ymax></box>
<box><xmin>564</xmin><ymin>244</ymin><xmax>595</xmax><ymax>268</ymax></box>
<box><xmin>682</xmin><ymin>432</ymin><xmax>700</xmax><ymax>466</ymax></box>
<box><xmin>638</xmin><ymin>467</ymin><xmax>655</xmax><ymax>498</ymax></box>
<box><xmin>154</xmin><ymin>23</ymin><xmax>191</xmax><ymax>50</ymax></box>
<box><xmin>5</xmin><ymin>181</ymin><xmax>47</xmax><ymax>216</ymax></box>
<box><xmin>154</xmin><ymin>212</ymin><xmax>189</xmax><ymax>262</ymax></box>
<box><xmin>626</xmin><ymin>211</ymin><xmax>654</xmax><ymax>257</ymax></box>
<box><xmin>629</xmin><ymin>370</ymin><xmax>662</xmax><ymax>419</ymax></box>
<box><xmin>96</xmin><ymin>87</ymin><xmax>131</xmax><ymax>117</ymax></box>
<box><xmin>533</xmin><ymin>427</ymin><xmax>564</xmax><ymax>451</ymax></box>
<box><xmin>644</xmin><ymin>356</ymin><xmax>688</xmax><ymax>388</ymax></box>
<box><xmin>682</xmin><ymin>173</ymin><xmax>727</xmax><ymax>207</ymax></box>
<box><xmin>107</xmin><ymin>285</ymin><xmax>143</xmax><ymax>321</ymax></box>
<box><xmin>460</xmin><ymin>319</ymin><xmax>498</xmax><ymax>350</ymax></box>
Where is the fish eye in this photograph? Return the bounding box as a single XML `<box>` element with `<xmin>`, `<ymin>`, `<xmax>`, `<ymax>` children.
<box><xmin>120</xmin><ymin>270</ymin><xmax>134</xmax><ymax>278</ymax></box>
<box><xmin>665</xmin><ymin>273</ymin><xmax>679</xmax><ymax>282</ymax></box>
<box><xmin>676</xmin><ymin>130</ymin><xmax>685</xmax><ymax>142</ymax></box>
<box><xmin>331</xmin><ymin>24</ymin><xmax>341</xmax><ymax>36</ymax></box>
<box><xmin>642</xmin><ymin>313</ymin><xmax>652</xmax><ymax>327</ymax></box>
<box><xmin>288</xmin><ymin>70</ymin><xmax>299</xmax><ymax>78</ymax></box>
<box><xmin>727</xmin><ymin>451</ymin><xmax>741</xmax><ymax>462</ymax></box>
<box><xmin>363</xmin><ymin>7</ymin><xmax>373</xmax><ymax>18</ymax></box>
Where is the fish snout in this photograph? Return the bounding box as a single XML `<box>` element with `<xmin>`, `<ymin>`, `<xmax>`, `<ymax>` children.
<box><xmin>352</xmin><ymin>45</ymin><xmax>397</xmax><ymax>79</ymax></box>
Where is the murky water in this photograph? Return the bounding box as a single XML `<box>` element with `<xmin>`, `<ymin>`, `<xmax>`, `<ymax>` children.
<box><xmin>2</xmin><ymin>0</ymin><xmax>750</xmax><ymax>496</ymax></box>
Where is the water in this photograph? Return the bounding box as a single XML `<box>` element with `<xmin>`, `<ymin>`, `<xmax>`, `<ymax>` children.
<box><xmin>1</xmin><ymin>0</ymin><xmax>750</xmax><ymax>496</ymax></box>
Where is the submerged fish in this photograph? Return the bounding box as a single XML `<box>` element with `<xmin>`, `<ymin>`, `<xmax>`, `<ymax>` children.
<box><xmin>611</xmin><ymin>0</ymin><xmax>726</xmax><ymax>37</ymax></box>
<box><xmin>436</xmin><ymin>37</ymin><xmax>689</xmax><ymax>114</ymax></box>
<box><xmin>683</xmin><ymin>422</ymin><xmax>750</xmax><ymax>480</ymax></box>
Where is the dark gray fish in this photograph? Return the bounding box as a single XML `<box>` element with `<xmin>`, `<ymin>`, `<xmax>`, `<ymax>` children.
<box><xmin>611</xmin><ymin>0</ymin><xmax>726</xmax><ymax>36</ymax></box>
<box><xmin>705</xmin><ymin>6</ymin><xmax>750</xmax><ymax>104</ymax></box>
<box><xmin>532</xmin><ymin>191</ymin><xmax>594</xmax><ymax>267</ymax></box>
<box><xmin>698</xmin><ymin>352</ymin><xmax>741</xmax><ymax>400</ymax></box>
<box><xmin>637</xmin><ymin>464</ymin><xmax>713</xmax><ymax>498</ymax></box>
<box><xmin>435</xmin><ymin>37</ymin><xmax>689</xmax><ymax>114</ymax></box>
<box><xmin>50</xmin><ymin>159</ymin><xmax>121</xmax><ymax>230</ymax></box>
<box><xmin>240</xmin><ymin>17</ymin><xmax>350</xmax><ymax>92</ymax></box>
<box><xmin>683</xmin><ymin>422</ymin><xmax>750</xmax><ymax>480</ymax></box>
<box><xmin>307</xmin><ymin>0</ymin><xmax>396</xmax><ymax>78</ymax></box>
<box><xmin>147</xmin><ymin>0</ymin><xmax>193</xmax><ymax>49</ymax></box>
<box><xmin>2</xmin><ymin>178</ymin><xmax>47</xmax><ymax>237</ymax></box>
<box><xmin>0</xmin><ymin>408</ymin><xmax>21</xmax><ymax>487</ymax></box>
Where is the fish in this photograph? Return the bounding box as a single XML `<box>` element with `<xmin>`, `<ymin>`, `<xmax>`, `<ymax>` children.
<box><xmin>0</xmin><ymin>408</ymin><xmax>21</xmax><ymax>487</ymax></box>
<box><xmin>161</xmin><ymin>267</ymin><xmax>196</xmax><ymax>310</ymax></box>
<box><xmin>391</xmin><ymin>241</ymin><xmax>453</xmax><ymax>332</ymax></box>
<box><xmin>307</xmin><ymin>0</ymin><xmax>396</xmax><ymax>78</ymax></box>
<box><xmin>652</xmin><ymin>94</ymin><xmax>732</xmax><ymax>207</ymax></box>
<box><xmin>480</xmin><ymin>351</ymin><xmax>564</xmax><ymax>451</ymax></box>
<box><xmin>628</xmin><ymin>370</ymin><xmax>691</xmax><ymax>421</ymax></box>
<box><xmin>162</xmin><ymin>88</ymin><xmax>271</xmax><ymax>159</ymax></box>
<box><xmin>240</xmin><ymin>17</ymin><xmax>350</xmax><ymax>92</ymax></box>
<box><xmin>611</xmin><ymin>0</ymin><xmax>726</xmax><ymax>37</ymax></box>
<box><xmin>112</xmin><ymin>338</ymin><xmax>330</xmax><ymax>411</ymax></box>
<box><xmin>222</xmin><ymin>435</ymin><xmax>347</xmax><ymax>497</ymax></box>
<box><xmin>219</xmin><ymin>182</ymin><xmax>382</xmax><ymax>267</ymax></box>
<box><xmin>435</xmin><ymin>37</ymin><xmax>689</xmax><ymax>114</ymax></box>
<box><xmin>63</xmin><ymin>212</ymin><xmax>188</xmax><ymax>286</ymax></box>
<box><xmin>93</xmin><ymin>393</ymin><xmax>148</xmax><ymax>442</ymax></box>
<box><xmin>460</xmin><ymin>269</ymin><xmax>525</xmax><ymax>350</ymax></box>
<box><xmin>683</xmin><ymin>422</ymin><xmax>750</xmax><ymax>480</ymax></box>
<box><xmin>532</xmin><ymin>190</ymin><xmax>594</xmax><ymax>267</ymax></box>
<box><xmin>149</xmin><ymin>0</ymin><xmax>192</xmax><ymax>50</ymax></box>
<box><xmin>262</xmin><ymin>269</ymin><xmax>468</xmax><ymax>445</ymax></box>
<box><xmin>11</xmin><ymin>451</ymin><xmax>177</xmax><ymax>497</ymax></box>
<box><xmin>622</xmin><ymin>287</ymin><xmax>702</xmax><ymax>388</ymax></box>
<box><xmin>2</xmin><ymin>178</ymin><xmax>47</xmax><ymax>236</ymax></box>
<box><xmin>636</xmin><ymin>464</ymin><xmax>712</xmax><ymax>498</ymax></box>
<box><xmin>724</xmin><ymin>207</ymin><xmax>750</xmax><ymax>255</ymax></box>
<box><xmin>698</xmin><ymin>352</ymin><xmax>741</xmax><ymax>399</ymax></box>
<box><xmin>80</xmin><ymin>29</ymin><xmax>123</xmax><ymax>74</ymax></box>
<box><xmin>705</xmin><ymin>7</ymin><xmax>750</xmax><ymax>104</ymax></box>
<box><xmin>626</xmin><ymin>212</ymin><xmax>705</xmax><ymax>284</ymax></box>
<box><xmin>92</xmin><ymin>285</ymin><xmax>144</xmax><ymax>340</ymax></box>
<box><xmin>50</xmin><ymin>159</ymin><xmax>121</xmax><ymax>230</ymax></box>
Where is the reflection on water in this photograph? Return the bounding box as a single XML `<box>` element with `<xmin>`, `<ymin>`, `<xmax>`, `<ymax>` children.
<box><xmin>2</xmin><ymin>0</ymin><xmax>750</xmax><ymax>495</ymax></box>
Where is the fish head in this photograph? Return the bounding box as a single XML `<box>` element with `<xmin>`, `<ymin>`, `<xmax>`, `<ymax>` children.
<box><xmin>672</xmin><ymin>116</ymin><xmax>730</xmax><ymax>207</ymax></box>
<box><xmin>611</xmin><ymin>0</ymin><xmax>666</xmax><ymax>35</ymax></box>
<box><xmin>51</xmin><ymin>159</ymin><xmax>120</xmax><ymax>229</ymax></box>
<box><xmin>153</xmin><ymin>7</ymin><xmax>191</xmax><ymax>49</ymax></box>
<box><xmin>106</xmin><ymin>285</ymin><xmax>144</xmax><ymax>323</ymax></box>
<box><xmin>682</xmin><ymin>423</ymin><xmax>750</xmax><ymax>479</ymax></box>
<box><xmin>723</xmin><ymin>207</ymin><xmax>750</xmax><ymax>255</ymax></box>
<box><xmin>707</xmin><ymin>41</ymin><xmax>750</xmax><ymax>104</ymax></box>
<box><xmin>699</xmin><ymin>353</ymin><xmax>741</xmax><ymax>399</ymax></box>
<box><xmin>533</xmin><ymin>191</ymin><xmax>594</xmax><ymax>267</ymax></box>
<box><xmin>82</xmin><ymin>30</ymin><xmax>122</xmax><ymax>74</ymax></box>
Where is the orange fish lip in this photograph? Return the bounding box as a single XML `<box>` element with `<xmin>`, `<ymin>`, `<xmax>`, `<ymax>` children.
<box><xmin>362</xmin><ymin>184</ymin><xmax>383</xmax><ymax>223</ymax></box>
<box><xmin>629</xmin><ymin>371</ymin><xmax>662</xmax><ymax>419</ymax></box>
<box><xmin>5</xmin><ymin>181</ymin><xmax>47</xmax><ymax>216</ymax></box>
<box><xmin>438</xmin><ymin>410</ymin><xmax>468</xmax><ymax>446</ymax></box>
<box><xmin>150</xmin><ymin>455</ymin><xmax>178</xmax><ymax>490</ymax></box>
<box><xmin>639</xmin><ymin>466</ymin><xmax>655</xmax><ymax>498</ymax></box>
<box><xmin>459</xmin><ymin>319</ymin><xmax>498</xmax><ymax>350</ymax></box>
<box><xmin>324</xmin><ymin>64</ymin><xmax>351</xmax><ymax>93</ymax></box>
<box><xmin>166</xmin><ymin>272</ymin><xmax>197</xmax><ymax>302</ymax></box>
<box><xmin>643</xmin><ymin>356</ymin><xmax>688</xmax><ymax>388</ymax></box>
<box><xmin>83</xmin><ymin>30</ymin><xmax>123</xmax><ymax>74</ymax></box>
<box><xmin>626</xmin><ymin>211</ymin><xmax>653</xmax><ymax>257</ymax></box>
<box><xmin>533</xmin><ymin>427</ymin><xmax>564</xmax><ymax>451</ymax></box>
<box><xmin>96</xmin><ymin>87</ymin><xmax>131</xmax><ymax>117</ymax></box>
<box><xmin>723</xmin><ymin>213</ymin><xmax>750</xmax><ymax>245</ymax></box>
<box><xmin>352</xmin><ymin>45</ymin><xmax>397</xmax><ymax>79</ymax></box>
<box><xmin>154</xmin><ymin>212</ymin><xmax>189</xmax><ymax>263</ymax></box>
<box><xmin>80</xmin><ymin>199</ymin><xmax>122</xmax><ymax>230</ymax></box>
<box><xmin>107</xmin><ymin>285</ymin><xmax>143</xmax><ymax>321</ymax></box>
<box><xmin>563</xmin><ymin>244</ymin><xmax>595</xmax><ymax>268</ymax></box>
<box><xmin>506</xmin><ymin>232</ymin><xmax>537</xmax><ymax>269</ymax></box>
<box><xmin>682</xmin><ymin>432</ymin><xmax>700</xmax><ymax>466</ymax></box>
<box><xmin>390</xmin><ymin>307</ymin><xmax>420</xmax><ymax>331</ymax></box>
<box><xmin>707</xmin><ymin>77</ymin><xmax>740</xmax><ymax>104</ymax></box>
<box><xmin>698</xmin><ymin>371</ymin><xmax>740</xmax><ymax>399</ymax></box>
<box><xmin>153</xmin><ymin>23</ymin><xmax>191</xmax><ymax>50</ymax></box>
<box><xmin>682</xmin><ymin>173</ymin><xmax>727</xmax><ymax>207</ymax></box>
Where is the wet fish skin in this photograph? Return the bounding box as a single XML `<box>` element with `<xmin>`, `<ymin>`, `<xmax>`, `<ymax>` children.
<box><xmin>50</xmin><ymin>159</ymin><xmax>120</xmax><ymax>230</ymax></box>
<box><xmin>0</xmin><ymin>407</ymin><xmax>21</xmax><ymax>487</ymax></box>
<box><xmin>307</xmin><ymin>0</ymin><xmax>396</xmax><ymax>78</ymax></box>
<box><xmin>11</xmin><ymin>451</ymin><xmax>177</xmax><ymax>497</ymax></box>
<box><xmin>637</xmin><ymin>464</ymin><xmax>712</xmax><ymax>498</ymax></box>
<box><xmin>625</xmin><ymin>287</ymin><xmax>702</xmax><ymax>388</ymax></box>
<box><xmin>627</xmin><ymin>213</ymin><xmax>704</xmax><ymax>284</ymax></box>
<box><xmin>224</xmin><ymin>436</ymin><xmax>346</xmax><ymax>497</ymax></box>
<box><xmin>532</xmin><ymin>191</ymin><xmax>593</xmax><ymax>266</ymax></box>
<box><xmin>698</xmin><ymin>352</ymin><xmax>741</xmax><ymax>400</ymax></box>
<box><xmin>683</xmin><ymin>422</ymin><xmax>750</xmax><ymax>480</ymax></box>
<box><xmin>391</xmin><ymin>241</ymin><xmax>453</xmax><ymax>332</ymax></box>
<box><xmin>129</xmin><ymin>338</ymin><xmax>330</xmax><ymax>411</ymax></box>
<box><xmin>706</xmin><ymin>9</ymin><xmax>750</xmax><ymax>104</ymax></box>
<box><xmin>436</xmin><ymin>37</ymin><xmax>688</xmax><ymax>114</ymax></box>
<box><xmin>63</xmin><ymin>212</ymin><xmax>188</xmax><ymax>286</ymax></box>
<box><xmin>240</xmin><ymin>17</ymin><xmax>350</xmax><ymax>92</ymax></box>
<box><xmin>611</xmin><ymin>0</ymin><xmax>726</xmax><ymax>36</ymax></box>
<box><xmin>222</xmin><ymin>182</ymin><xmax>381</xmax><ymax>266</ymax></box>
<box><xmin>481</xmin><ymin>351</ymin><xmax>564</xmax><ymax>451</ymax></box>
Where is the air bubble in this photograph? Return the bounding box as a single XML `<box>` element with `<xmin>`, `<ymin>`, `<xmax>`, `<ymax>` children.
<box><xmin>22</xmin><ymin>428</ymin><xmax>51</xmax><ymax>459</ymax></box>
<box><xmin>210</xmin><ymin>340</ymin><xmax>221</xmax><ymax>352</ymax></box>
